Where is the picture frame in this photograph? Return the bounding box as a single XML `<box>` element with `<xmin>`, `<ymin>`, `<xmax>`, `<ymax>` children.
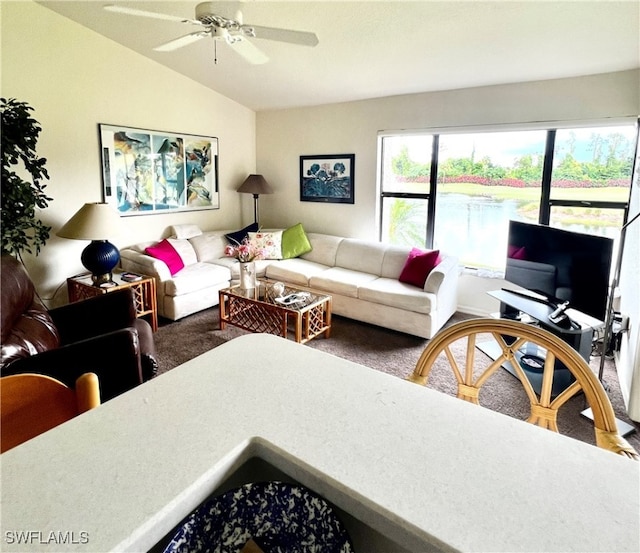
<box><xmin>99</xmin><ymin>124</ymin><xmax>219</xmax><ymax>216</ymax></box>
<box><xmin>300</xmin><ymin>154</ymin><xmax>355</xmax><ymax>204</ymax></box>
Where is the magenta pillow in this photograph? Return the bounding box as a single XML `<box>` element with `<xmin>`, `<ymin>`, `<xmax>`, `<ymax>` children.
<box><xmin>399</xmin><ymin>248</ymin><xmax>442</xmax><ymax>288</ymax></box>
<box><xmin>508</xmin><ymin>245</ymin><xmax>527</xmax><ymax>260</ymax></box>
<box><xmin>145</xmin><ymin>239</ymin><xmax>184</xmax><ymax>276</ymax></box>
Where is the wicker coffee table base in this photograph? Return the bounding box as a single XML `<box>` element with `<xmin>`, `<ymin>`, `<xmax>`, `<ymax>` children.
<box><xmin>219</xmin><ymin>289</ymin><xmax>331</xmax><ymax>344</ymax></box>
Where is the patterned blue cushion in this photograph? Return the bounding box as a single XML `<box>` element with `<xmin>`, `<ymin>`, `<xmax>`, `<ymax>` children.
<box><xmin>163</xmin><ymin>481</ymin><xmax>353</xmax><ymax>553</ymax></box>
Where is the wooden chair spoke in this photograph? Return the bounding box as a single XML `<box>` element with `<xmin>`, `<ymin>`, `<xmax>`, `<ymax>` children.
<box><xmin>408</xmin><ymin>318</ymin><xmax>638</xmax><ymax>459</ymax></box>
<box><xmin>443</xmin><ymin>345</ymin><xmax>463</xmax><ymax>383</ymax></box>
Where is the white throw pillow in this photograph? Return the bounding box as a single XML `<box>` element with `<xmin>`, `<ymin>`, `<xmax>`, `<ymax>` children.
<box><xmin>167</xmin><ymin>238</ymin><xmax>198</xmax><ymax>266</ymax></box>
<box><xmin>248</xmin><ymin>231</ymin><xmax>283</xmax><ymax>260</ymax></box>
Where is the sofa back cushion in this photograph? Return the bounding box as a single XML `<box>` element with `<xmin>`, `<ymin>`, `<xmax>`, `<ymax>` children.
<box><xmin>167</xmin><ymin>239</ymin><xmax>198</xmax><ymax>266</ymax></box>
<box><xmin>302</xmin><ymin>234</ymin><xmax>344</xmax><ymax>267</ymax></box>
<box><xmin>189</xmin><ymin>232</ymin><xmax>229</xmax><ymax>263</ymax></box>
<box><xmin>335</xmin><ymin>239</ymin><xmax>388</xmax><ymax>276</ymax></box>
<box><xmin>171</xmin><ymin>224</ymin><xmax>203</xmax><ymax>240</ymax></box>
<box><xmin>381</xmin><ymin>245</ymin><xmax>413</xmax><ymax>279</ymax></box>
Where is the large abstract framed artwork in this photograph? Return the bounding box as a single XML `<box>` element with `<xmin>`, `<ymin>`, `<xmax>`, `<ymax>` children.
<box><xmin>300</xmin><ymin>154</ymin><xmax>355</xmax><ymax>204</ymax></box>
<box><xmin>99</xmin><ymin>124</ymin><xmax>219</xmax><ymax>216</ymax></box>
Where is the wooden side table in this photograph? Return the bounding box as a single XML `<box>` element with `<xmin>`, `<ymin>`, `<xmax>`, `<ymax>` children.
<box><xmin>67</xmin><ymin>272</ymin><xmax>158</xmax><ymax>332</ymax></box>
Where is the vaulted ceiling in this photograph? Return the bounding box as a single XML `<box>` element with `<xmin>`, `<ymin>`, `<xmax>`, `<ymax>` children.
<box><xmin>39</xmin><ymin>1</ymin><xmax>640</xmax><ymax>111</ymax></box>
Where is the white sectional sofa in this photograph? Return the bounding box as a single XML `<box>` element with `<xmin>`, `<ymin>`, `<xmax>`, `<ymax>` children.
<box><xmin>119</xmin><ymin>225</ymin><xmax>460</xmax><ymax>339</ymax></box>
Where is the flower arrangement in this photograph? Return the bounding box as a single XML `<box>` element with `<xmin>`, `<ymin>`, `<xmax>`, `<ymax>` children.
<box><xmin>224</xmin><ymin>239</ymin><xmax>265</xmax><ymax>263</ymax></box>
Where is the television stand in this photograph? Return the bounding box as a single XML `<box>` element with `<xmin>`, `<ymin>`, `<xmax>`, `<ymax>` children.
<box><xmin>489</xmin><ymin>289</ymin><xmax>599</xmax><ymax>362</ymax></box>
<box><xmin>482</xmin><ymin>290</ymin><xmax>635</xmax><ymax>437</ymax></box>
<box><xmin>478</xmin><ymin>289</ymin><xmax>598</xmax><ymax>397</ymax></box>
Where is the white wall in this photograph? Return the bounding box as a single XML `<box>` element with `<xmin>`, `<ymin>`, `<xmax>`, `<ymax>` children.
<box><xmin>1</xmin><ymin>1</ymin><xmax>255</xmax><ymax>306</ymax></box>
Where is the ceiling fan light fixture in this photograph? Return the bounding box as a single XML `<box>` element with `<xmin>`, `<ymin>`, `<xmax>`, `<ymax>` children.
<box><xmin>104</xmin><ymin>1</ymin><xmax>318</xmax><ymax>64</ymax></box>
<box><xmin>196</xmin><ymin>2</ymin><xmax>243</xmax><ymax>27</ymax></box>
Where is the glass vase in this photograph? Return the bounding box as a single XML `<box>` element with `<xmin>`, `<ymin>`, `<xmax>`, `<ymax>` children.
<box><xmin>239</xmin><ymin>261</ymin><xmax>256</xmax><ymax>290</ymax></box>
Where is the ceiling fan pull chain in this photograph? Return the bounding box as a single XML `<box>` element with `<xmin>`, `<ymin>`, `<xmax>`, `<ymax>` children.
<box><xmin>214</xmin><ymin>39</ymin><xmax>218</xmax><ymax>64</ymax></box>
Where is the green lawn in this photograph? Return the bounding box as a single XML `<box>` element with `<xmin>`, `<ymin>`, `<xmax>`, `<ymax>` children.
<box><xmin>438</xmin><ymin>182</ymin><xmax>630</xmax><ymax>202</ymax></box>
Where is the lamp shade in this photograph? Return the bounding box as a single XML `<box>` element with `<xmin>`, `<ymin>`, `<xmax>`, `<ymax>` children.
<box><xmin>57</xmin><ymin>202</ymin><xmax>121</xmax><ymax>240</ymax></box>
<box><xmin>57</xmin><ymin>203</ymin><xmax>121</xmax><ymax>285</ymax></box>
<box><xmin>237</xmin><ymin>174</ymin><xmax>273</xmax><ymax>195</ymax></box>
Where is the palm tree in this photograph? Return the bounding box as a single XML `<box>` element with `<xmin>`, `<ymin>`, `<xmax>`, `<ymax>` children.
<box><xmin>388</xmin><ymin>199</ymin><xmax>425</xmax><ymax>246</ymax></box>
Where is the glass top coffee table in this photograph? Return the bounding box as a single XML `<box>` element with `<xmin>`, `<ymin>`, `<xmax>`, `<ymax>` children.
<box><xmin>219</xmin><ymin>280</ymin><xmax>332</xmax><ymax>344</ymax></box>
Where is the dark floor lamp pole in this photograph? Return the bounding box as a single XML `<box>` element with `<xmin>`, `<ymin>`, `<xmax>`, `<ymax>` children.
<box><xmin>251</xmin><ymin>193</ymin><xmax>259</xmax><ymax>225</ymax></box>
<box><xmin>237</xmin><ymin>174</ymin><xmax>274</xmax><ymax>226</ymax></box>
<box><xmin>586</xmin><ymin>210</ymin><xmax>640</xmax><ymax>437</ymax></box>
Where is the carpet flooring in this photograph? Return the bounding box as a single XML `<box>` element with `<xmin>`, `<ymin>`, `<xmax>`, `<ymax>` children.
<box><xmin>154</xmin><ymin>308</ymin><xmax>640</xmax><ymax>453</ymax></box>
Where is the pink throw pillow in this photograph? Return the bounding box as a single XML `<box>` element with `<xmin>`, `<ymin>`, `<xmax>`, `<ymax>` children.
<box><xmin>399</xmin><ymin>248</ymin><xmax>442</xmax><ymax>288</ymax></box>
<box><xmin>145</xmin><ymin>239</ymin><xmax>185</xmax><ymax>276</ymax></box>
<box><xmin>508</xmin><ymin>245</ymin><xmax>527</xmax><ymax>260</ymax></box>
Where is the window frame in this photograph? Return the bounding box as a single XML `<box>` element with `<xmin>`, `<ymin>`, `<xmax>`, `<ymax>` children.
<box><xmin>378</xmin><ymin>119</ymin><xmax>638</xmax><ymax>264</ymax></box>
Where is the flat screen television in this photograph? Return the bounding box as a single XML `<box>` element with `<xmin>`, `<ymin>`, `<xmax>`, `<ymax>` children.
<box><xmin>504</xmin><ymin>220</ymin><xmax>614</xmax><ymax>321</ymax></box>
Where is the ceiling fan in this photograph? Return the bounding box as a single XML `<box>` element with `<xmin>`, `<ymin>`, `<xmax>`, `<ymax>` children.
<box><xmin>104</xmin><ymin>2</ymin><xmax>319</xmax><ymax>65</ymax></box>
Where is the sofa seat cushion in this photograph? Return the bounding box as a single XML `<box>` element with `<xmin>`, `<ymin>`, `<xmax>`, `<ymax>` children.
<box><xmin>164</xmin><ymin>263</ymin><xmax>231</xmax><ymax>297</ymax></box>
<box><xmin>309</xmin><ymin>267</ymin><xmax>378</xmax><ymax>298</ymax></box>
<box><xmin>358</xmin><ymin>278</ymin><xmax>436</xmax><ymax>314</ymax></box>
<box><xmin>266</xmin><ymin>258</ymin><xmax>329</xmax><ymax>287</ymax></box>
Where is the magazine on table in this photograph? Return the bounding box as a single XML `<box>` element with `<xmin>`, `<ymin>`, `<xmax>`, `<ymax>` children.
<box><xmin>121</xmin><ymin>272</ymin><xmax>143</xmax><ymax>282</ymax></box>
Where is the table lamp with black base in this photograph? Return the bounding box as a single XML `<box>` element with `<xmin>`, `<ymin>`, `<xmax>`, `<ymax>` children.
<box><xmin>57</xmin><ymin>202</ymin><xmax>121</xmax><ymax>286</ymax></box>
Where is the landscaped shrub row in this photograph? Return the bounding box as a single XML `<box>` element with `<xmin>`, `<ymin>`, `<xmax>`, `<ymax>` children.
<box><xmin>395</xmin><ymin>175</ymin><xmax>630</xmax><ymax>188</ymax></box>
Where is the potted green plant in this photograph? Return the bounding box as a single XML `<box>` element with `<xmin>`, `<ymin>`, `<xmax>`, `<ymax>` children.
<box><xmin>1</xmin><ymin>97</ymin><xmax>52</xmax><ymax>259</ymax></box>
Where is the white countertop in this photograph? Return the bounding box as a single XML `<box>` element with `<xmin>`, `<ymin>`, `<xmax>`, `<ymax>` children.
<box><xmin>1</xmin><ymin>334</ymin><xmax>638</xmax><ymax>552</ymax></box>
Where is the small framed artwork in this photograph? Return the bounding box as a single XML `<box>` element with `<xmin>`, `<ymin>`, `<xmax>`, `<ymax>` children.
<box><xmin>300</xmin><ymin>154</ymin><xmax>355</xmax><ymax>204</ymax></box>
<box><xmin>99</xmin><ymin>124</ymin><xmax>219</xmax><ymax>216</ymax></box>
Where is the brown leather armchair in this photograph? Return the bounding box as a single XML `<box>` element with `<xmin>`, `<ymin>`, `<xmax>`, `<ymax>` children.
<box><xmin>1</xmin><ymin>255</ymin><xmax>158</xmax><ymax>401</ymax></box>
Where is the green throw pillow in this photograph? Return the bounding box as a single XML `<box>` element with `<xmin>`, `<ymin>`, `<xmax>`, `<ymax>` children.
<box><xmin>281</xmin><ymin>223</ymin><xmax>312</xmax><ymax>259</ymax></box>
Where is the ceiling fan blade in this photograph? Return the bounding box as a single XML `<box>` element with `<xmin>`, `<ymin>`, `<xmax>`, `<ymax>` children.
<box><xmin>103</xmin><ymin>5</ymin><xmax>202</xmax><ymax>26</ymax></box>
<box><xmin>244</xmin><ymin>25</ymin><xmax>319</xmax><ymax>47</ymax></box>
<box><xmin>228</xmin><ymin>37</ymin><xmax>269</xmax><ymax>65</ymax></box>
<box><xmin>154</xmin><ymin>31</ymin><xmax>209</xmax><ymax>52</ymax></box>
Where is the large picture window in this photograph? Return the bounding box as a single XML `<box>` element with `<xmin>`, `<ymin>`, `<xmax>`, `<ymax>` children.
<box><xmin>379</xmin><ymin>122</ymin><xmax>638</xmax><ymax>271</ymax></box>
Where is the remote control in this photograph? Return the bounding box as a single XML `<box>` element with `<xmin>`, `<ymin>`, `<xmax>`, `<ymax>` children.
<box><xmin>549</xmin><ymin>301</ymin><xmax>570</xmax><ymax>324</ymax></box>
